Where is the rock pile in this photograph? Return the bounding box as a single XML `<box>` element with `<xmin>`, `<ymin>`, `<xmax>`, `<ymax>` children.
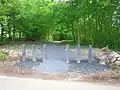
<box><xmin>1</xmin><ymin>49</ymin><xmax>21</xmax><ymax>61</ymax></box>
<box><xmin>96</xmin><ymin>47</ymin><xmax>120</xmax><ymax>69</ymax></box>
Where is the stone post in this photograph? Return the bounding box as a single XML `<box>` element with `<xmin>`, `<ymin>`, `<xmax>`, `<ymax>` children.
<box><xmin>65</xmin><ymin>44</ymin><xmax>70</xmax><ymax>63</ymax></box>
<box><xmin>76</xmin><ymin>44</ymin><xmax>81</xmax><ymax>63</ymax></box>
<box><xmin>32</xmin><ymin>44</ymin><xmax>36</xmax><ymax>61</ymax></box>
<box><xmin>21</xmin><ymin>44</ymin><xmax>26</xmax><ymax>61</ymax></box>
<box><xmin>88</xmin><ymin>45</ymin><xmax>92</xmax><ymax>63</ymax></box>
<box><xmin>43</xmin><ymin>44</ymin><xmax>47</xmax><ymax>61</ymax></box>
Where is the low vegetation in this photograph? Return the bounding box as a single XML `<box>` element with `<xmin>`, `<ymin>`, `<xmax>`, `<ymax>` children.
<box><xmin>0</xmin><ymin>50</ymin><xmax>7</xmax><ymax>64</ymax></box>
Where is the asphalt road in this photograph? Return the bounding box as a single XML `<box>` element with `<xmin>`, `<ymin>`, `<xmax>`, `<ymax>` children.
<box><xmin>0</xmin><ymin>75</ymin><xmax>120</xmax><ymax>90</ymax></box>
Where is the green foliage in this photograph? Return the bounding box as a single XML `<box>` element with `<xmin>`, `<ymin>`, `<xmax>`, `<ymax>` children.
<box><xmin>0</xmin><ymin>0</ymin><xmax>120</xmax><ymax>50</ymax></box>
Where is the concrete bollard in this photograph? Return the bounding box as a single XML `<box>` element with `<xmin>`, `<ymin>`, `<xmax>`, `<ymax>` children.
<box><xmin>43</xmin><ymin>44</ymin><xmax>47</xmax><ymax>61</ymax></box>
<box><xmin>65</xmin><ymin>44</ymin><xmax>70</xmax><ymax>63</ymax></box>
<box><xmin>32</xmin><ymin>44</ymin><xmax>36</xmax><ymax>61</ymax></box>
<box><xmin>76</xmin><ymin>44</ymin><xmax>81</xmax><ymax>63</ymax></box>
<box><xmin>88</xmin><ymin>45</ymin><xmax>92</xmax><ymax>63</ymax></box>
<box><xmin>21</xmin><ymin>44</ymin><xmax>26</xmax><ymax>61</ymax></box>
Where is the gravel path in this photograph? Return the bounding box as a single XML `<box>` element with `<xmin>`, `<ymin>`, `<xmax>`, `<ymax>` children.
<box><xmin>13</xmin><ymin>43</ymin><xmax>111</xmax><ymax>75</ymax></box>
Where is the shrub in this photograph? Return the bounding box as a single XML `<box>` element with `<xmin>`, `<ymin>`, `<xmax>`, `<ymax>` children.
<box><xmin>0</xmin><ymin>51</ymin><xmax>7</xmax><ymax>63</ymax></box>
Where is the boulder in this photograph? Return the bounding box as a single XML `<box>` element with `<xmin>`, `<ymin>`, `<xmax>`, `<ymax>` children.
<box><xmin>115</xmin><ymin>61</ymin><xmax>120</xmax><ymax>65</ymax></box>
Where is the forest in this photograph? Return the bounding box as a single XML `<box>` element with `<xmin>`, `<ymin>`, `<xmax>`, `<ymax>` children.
<box><xmin>0</xmin><ymin>0</ymin><xmax>120</xmax><ymax>49</ymax></box>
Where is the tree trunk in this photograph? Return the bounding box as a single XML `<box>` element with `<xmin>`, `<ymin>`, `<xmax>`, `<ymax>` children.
<box><xmin>1</xmin><ymin>24</ymin><xmax>4</xmax><ymax>41</ymax></box>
